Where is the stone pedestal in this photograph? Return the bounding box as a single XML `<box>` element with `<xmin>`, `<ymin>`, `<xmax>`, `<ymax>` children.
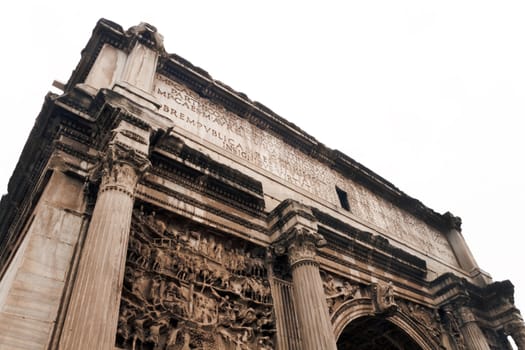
<box><xmin>58</xmin><ymin>142</ymin><xmax>149</xmax><ymax>350</ymax></box>
<box><xmin>276</xmin><ymin>227</ymin><xmax>337</xmax><ymax>350</ymax></box>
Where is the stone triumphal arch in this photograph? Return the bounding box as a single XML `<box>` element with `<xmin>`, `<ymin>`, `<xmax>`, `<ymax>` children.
<box><xmin>0</xmin><ymin>19</ymin><xmax>524</xmax><ymax>350</ymax></box>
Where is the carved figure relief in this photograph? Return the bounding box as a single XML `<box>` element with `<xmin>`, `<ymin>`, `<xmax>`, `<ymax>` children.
<box><xmin>116</xmin><ymin>207</ymin><xmax>275</xmax><ymax>350</ymax></box>
<box><xmin>441</xmin><ymin>305</ymin><xmax>466</xmax><ymax>350</ymax></box>
<box><xmin>398</xmin><ymin>300</ymin><xmax>442</xmax><ymax>344</ymax></box>
<box><xmin>321</xmin><ymin>273</ymin><xmax>359</xmax><ymax>315</ymax></box>
<box><xmin>372</xmin><ymin>281</ymin><xmax>398</xmax><ymax>314</ymax></box>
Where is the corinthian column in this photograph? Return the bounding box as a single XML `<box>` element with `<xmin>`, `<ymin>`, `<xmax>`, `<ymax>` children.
<box><xmin>457</xmin><ymin>306</ymin><xmax>491</xmax><ymax>350</ymax></box>
<box><xmin>275</xmin><ymin>227</ymin><xmax>338</xmax><ymax>350</ymax></box>
<box><xmin>59</xmin><ymin>135</ymin><xmax>150</xmax><ymax>350</ymax></box>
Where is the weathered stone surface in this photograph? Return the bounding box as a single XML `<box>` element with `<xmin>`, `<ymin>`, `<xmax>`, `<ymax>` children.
<box><xmin>154</xmin><ymin>74</ymin><xmax>459</xmax><ymax>270</ymax></box>
<box><xmin>0</xmin><ymin>172</ymin><xmax>85</xmax><ymax>349</ymax></box>
<box><xmin>0</xmin><ymin>18</ymin><xmax>521</xmax><ymax>350</ymax></box>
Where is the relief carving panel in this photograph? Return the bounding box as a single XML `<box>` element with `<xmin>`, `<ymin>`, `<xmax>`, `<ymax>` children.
<box><xmin>321</xmin><ymin>272</ymin><xmax>361</xmax><ymax>316</ymax></box>
<box><xmin>116</xmin><ymin>208</ymin><xmax>275</xmax><ymax>349</ymax></box>
<box><xmin>154</xmin><ymin>75</ymin><xmax>458</xmax><ymax>267</ymax></box>
<box><xmin>397</xmin><ymin>300</ymin><xmax>442</xmax><ymax>345</ymax></box>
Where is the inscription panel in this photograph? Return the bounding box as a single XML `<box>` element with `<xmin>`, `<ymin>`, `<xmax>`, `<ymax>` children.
<box><xmin>155</xmin><ymin>74</ymin><xmax>331</xmax><ymax>201</ymax></box>
<box><xmin>154</xmin><ymin>75</ymin><xmax>459</xmax><ymax>267</ymax></box>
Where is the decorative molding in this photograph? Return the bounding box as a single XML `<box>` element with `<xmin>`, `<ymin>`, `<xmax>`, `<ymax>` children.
<box><xmin>138</xmin><ymin>179</ymin><xmax>269</xmax><ymax>234</ymax></box>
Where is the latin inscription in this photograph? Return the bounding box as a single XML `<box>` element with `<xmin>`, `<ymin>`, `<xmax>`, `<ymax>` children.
<box><xmin>155</xmin><ymin>74</ymin><xmax>333</xmax><ymax>201</ymax></box>
<box><xmin>154</xmin><ymin>74</ymin><xmax>459</xmax><ymax>267</ymax></box>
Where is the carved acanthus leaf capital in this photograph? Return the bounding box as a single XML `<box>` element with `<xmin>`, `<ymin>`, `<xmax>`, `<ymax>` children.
<box><xmin>98</xmin><ymin>142</ymin><xmax>151</xmax><ymax>195</ymax></box>
<box><xmin>273</xmin><ymin>227</ymin><xmax>326</xmax><ymax>268</ymax></box>
<box><xmin>107</xmin><ymin>141</ymin><xmax>150</xmax><ymax>172</ymax></box>
<box><xmin>457</xmin><ymin>306</ymin><xmax>477</xmax><ymax>326</ymax></box>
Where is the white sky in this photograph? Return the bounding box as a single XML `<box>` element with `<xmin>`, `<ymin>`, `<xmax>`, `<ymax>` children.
<box><xmin>1</xmin><ymin>1</ymin><xmax>524</xmax><ymax>314</ymax></box>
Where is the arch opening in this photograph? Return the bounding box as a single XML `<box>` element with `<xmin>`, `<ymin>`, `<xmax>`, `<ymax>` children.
<box><xmin>337</xmin><ymin>316</ymin><xmax>423</xmax><ymax>350</ymax></box>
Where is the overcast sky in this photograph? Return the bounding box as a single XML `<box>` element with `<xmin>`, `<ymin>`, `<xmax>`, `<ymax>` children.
<box><xmin>1</xmin><ymin>1</ymin><xmax>524</xmax><ymax>315</ymax></box>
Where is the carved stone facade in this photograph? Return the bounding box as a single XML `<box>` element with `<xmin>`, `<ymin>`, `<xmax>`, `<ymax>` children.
<box><xmin>117</xmin><ymin>208</ymin><xmax>275</xmax><ymax>350</ymax></box>
<box><xmin>0</xmin><ymin>19</ymin><xmax>523</xmax><ymax>350</ymax></box>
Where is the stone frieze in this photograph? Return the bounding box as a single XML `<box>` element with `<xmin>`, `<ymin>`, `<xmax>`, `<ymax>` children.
<box><xmin>116</xmin><ymin>208</ymin><xmax>275</xmax><ymax>349</ymax></box>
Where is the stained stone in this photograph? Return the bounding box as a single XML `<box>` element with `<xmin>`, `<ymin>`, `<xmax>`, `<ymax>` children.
<box><xmin>0</xmin><ymin>18</ymin><xmax>522</xmax><ymax>350</ymax></box>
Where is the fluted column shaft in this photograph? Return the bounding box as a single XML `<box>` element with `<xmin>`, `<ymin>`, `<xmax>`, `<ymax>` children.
<box><xmin>291</xmin><ymin>259</ymin><xmax>337</xmax><ymax>350</ymax></box>
<box><xmin>59</xmin><ymin>142</ymin><xmax>149</xmax><ymax>350</ymax></box>
<box><xmin>278</xmin><ymin>227</ymin><xmax>337</xmax><ymax>350</ymax></box>
<box><xmin>458</xmin><ymin>306</ymin><xmax>491</xmax><ymax>350</ymax></box>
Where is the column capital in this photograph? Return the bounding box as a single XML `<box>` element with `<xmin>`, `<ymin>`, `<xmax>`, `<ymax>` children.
<box><xmin>274</xmin><ymin>227</ymin><xmax>326</xmax><ymax>268</ymax></box>
<box><xmin>104</xmin><ymin>140</ymin><xmax>150</xmax><ymax>171</ymax></box>
<box><xmin>457</xmin><ymin>305</ymin><xmax>477</xmax><ymax>326</ymax></box>
<box><xmin>451</xmin><ymin>303</ymin><xmax>491</xmax><ymax>350</ymax></box>
<box><xmin>98</xmin><ymin>142</ymin><xmax>150</xmax><ymax>197</ymax></box>
<box><xmin>443</xmin><ymin>297</ymin><xmax>477</xmax><ymax>326</ymax></box>
<box><xmin>91</xmin><ymin>119</ymin><xmax>152</xmax><ymax>197</ymax></box>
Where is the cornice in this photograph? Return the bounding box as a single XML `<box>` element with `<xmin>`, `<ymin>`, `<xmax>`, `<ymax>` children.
<box><xmin>312</xmin><ymin>207</ymin><xmax>427</xmax><ymax>272</ymax></box>
<box><xmin>138</xmin><ymin>178</ymin><xmax>269</xmax><ymax>235</ymax></box>
<box><xmin>64</xmin><ymin>19</ymin><xmax>127</xmax><ymax>92</ymax></box>
<box><xmin>149</xmin><ymin>154</ymin><xmax>266</xmax><ymax>217</ymax></box>
<box><xmin>155</xmin><ymin>134</ymin><xmax>264</xmax><ymax>196</ymax></box>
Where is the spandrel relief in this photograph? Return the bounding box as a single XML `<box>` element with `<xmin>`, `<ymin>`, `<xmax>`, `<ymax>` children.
<box><xmin>321</xmin><ymin>272</ymin><xmax>360</xmax><ymax>315</ymax></box>
<box><xmin>116</xmin><ymin>207</ymin><xmax>275</xmax><ymax>350</ymax></box>
<box><xmin>372</xmin><ymin>281</ymin><xmax>397</xmax><ymax>314</ymax></box>
<box><xmin>398</xmin><ymin>300</ymin><xmax>442</xmax><ymax>345</ymax></box>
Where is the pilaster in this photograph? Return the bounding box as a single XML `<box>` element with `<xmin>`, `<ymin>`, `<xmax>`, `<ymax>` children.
<box><xmin>80</xmin><ymin>21</ymin><xmax>164</xmax><ymax>111</ymax></box>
